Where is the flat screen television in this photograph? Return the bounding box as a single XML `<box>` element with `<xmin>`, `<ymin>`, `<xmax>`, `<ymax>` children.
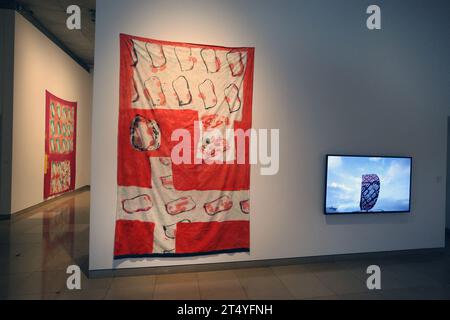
<box><xmin>325</xmin><ymin>155</ymin><xmax>412</xmax><ymax>214</ymax></box>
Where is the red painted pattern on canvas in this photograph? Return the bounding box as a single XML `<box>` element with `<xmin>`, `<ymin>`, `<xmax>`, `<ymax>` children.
<box><xmin>114</xmin><ymin>34</ymin><xmax>254</xmax><ymax>258</ymax></box>
<box><xmin>44</xmin><ymin>91</ymin><xmax>77</xmax><ymax>200</ymax></box>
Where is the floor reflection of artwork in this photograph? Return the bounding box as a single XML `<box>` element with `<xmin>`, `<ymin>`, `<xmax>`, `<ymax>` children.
<box><xmin>44</xmin><ymin>91</ymin><xmax>77</xmax><ymax>200</ymax></box>
<box><xmin>43</xmin><ymin>199</ymin><xmax>75</xmax><ymax>250</ymax></box>
<box><xmin>113</xmin><ymin>34</ymin><xmax>255</xmax><ymax>259</ymax></box>
<box><xmin>42</xmin><ymin>198</ymin><xmax>75</xmax><ymax>282</ymax></box>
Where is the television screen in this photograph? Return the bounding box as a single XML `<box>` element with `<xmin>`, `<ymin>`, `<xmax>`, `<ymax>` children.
<box><xmin>325</xmin><ymin>155</ymin><xmax>412</xmax><ymax>214</ymax></box>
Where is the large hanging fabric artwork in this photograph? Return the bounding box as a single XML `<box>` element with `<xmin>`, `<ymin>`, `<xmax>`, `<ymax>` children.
<box><xmin>44</xmin><ymin>91</ymin><xmax>77</xmax><ymax>200</ymax></box>
<box><xmin>114</xmin><ymin>34</ymin><xmax>254</xmax><ymax>258</ymax></box>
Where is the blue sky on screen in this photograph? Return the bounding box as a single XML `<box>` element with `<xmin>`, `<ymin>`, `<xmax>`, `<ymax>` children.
<box><xmin>326</xmin><ymin>156</ymin><xmax>411</xmax><ymax>213</ymax></box>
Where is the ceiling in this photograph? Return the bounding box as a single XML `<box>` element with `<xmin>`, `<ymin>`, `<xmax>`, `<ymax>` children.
<box><xmin>15</xmin><ymin>0</ymin><xmax>96</xmax><ymax>69</ymax></box>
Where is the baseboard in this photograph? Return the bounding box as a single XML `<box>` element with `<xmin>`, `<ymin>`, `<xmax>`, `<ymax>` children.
<box><xmin>10</xmin><ymin>185</ymin><xmax>90</xmax><ymax>221</ymax></box>
<box><xmin>89</xmin><ymin>246</ymin><xmax>445</xmax><ymax>279</ymax></box>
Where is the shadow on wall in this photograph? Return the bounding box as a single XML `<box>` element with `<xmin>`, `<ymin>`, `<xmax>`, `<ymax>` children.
<box><xmin>112</xmin><ymin>252</ymin><xmax>252</xmax><ymax>269</ymax></box>
<box><xmin>325</xmin><ymin>214</ymin><xmax>411</xmax><ymax>226</ymax></box>
<box><xmin>446</xmin><ymin>117</ymin><xmax>450</xmax><ymax>230</ymax></box>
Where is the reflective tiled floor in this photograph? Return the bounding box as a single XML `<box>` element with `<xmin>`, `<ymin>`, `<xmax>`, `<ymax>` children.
<box><xmin>1</xmin><ymin>190</ymin><xmax>450</xmax><ymax>300</ymax></box>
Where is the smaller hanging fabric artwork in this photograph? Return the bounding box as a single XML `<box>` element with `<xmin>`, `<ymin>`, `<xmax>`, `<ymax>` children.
<box><xmin>44</xmin><ymin>91</ymin><xmax>77</xmax><ymax>200</ymax></box>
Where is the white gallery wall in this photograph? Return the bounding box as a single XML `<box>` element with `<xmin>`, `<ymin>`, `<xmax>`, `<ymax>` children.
<box><xmin>90</xmin><ymin>0</ymin><xmax>450</xmax><ymax>271</ymax></box>
<box><xmin>11</xmin><ymin>13</ymin><xmax>93</xmax><ymax>213</ymax></box>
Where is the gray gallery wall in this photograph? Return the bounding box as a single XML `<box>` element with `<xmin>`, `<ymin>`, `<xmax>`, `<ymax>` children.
<box><xmin>90</xmin><ymin>0</ymin><xmax>450</xmax><ymax>270</ymax></box>
<box><xmin>447</xmin><ymin>117</ymin><xmax>450</xmax><ymax>230</ymax></box>
<box><xmin>0</xmin><ymin>9</ymin><xmax>15</xmax><ymax>218</ymax></box>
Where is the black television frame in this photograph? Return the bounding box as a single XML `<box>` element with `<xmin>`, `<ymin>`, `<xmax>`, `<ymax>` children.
<box><xmin>324</xmin><ymin>154</ymin><xmax>413</xmax><ymax>215</ymax></box>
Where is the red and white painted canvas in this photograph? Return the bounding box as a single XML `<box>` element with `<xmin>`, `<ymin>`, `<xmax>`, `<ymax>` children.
<box><xmin>44</xmin><ymin>91</ymin><xmax>77</xmax><ymax>200</ymax></box>
<box><xmin>114</xmin><ymin>34</ymin><xmax>254</xmax><ymax>258</ymax></box>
